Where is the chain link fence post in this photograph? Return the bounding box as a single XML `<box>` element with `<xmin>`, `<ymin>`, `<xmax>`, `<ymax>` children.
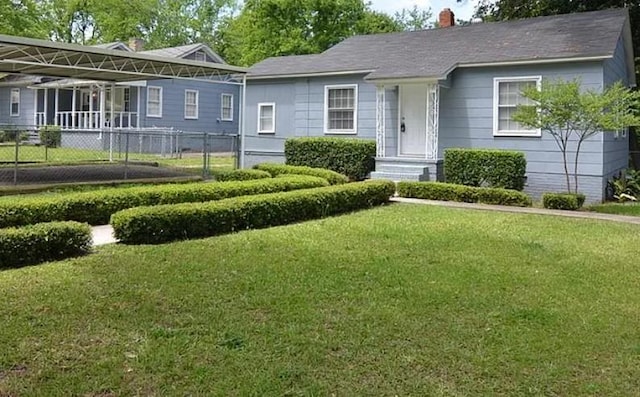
<box><xmin>13</xmin><ymin>127</ymin><xmax>19</xmax><ymax>185</ymax></box>
<box><xmin>124</xmin><ymin>130</ymin><xmax>130</xmax><ymax>180</ymax></box>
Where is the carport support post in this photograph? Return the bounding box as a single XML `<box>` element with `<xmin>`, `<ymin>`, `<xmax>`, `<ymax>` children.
<box><xmin>13</xmin><ymin>129</ymin><xmax>19</xmax><ymax>185</ymax></box>
<box><xmin>109</xmin><ymin>84</ymin><xmax>115</xmax><ymax>162</ymax></box>
<box><xmin>239</xmin><ymin>74</ymin><xmax>246</xmax><ymax>169</ymax></box>
<box><xmin>202</xmin><ymin>132</ymin><xmax>209</xmax><ymax>179</ymax></box>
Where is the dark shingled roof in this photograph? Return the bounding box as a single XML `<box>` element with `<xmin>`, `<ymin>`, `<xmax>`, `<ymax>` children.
<box><xmin>248</xmin><ymin>8</ymin><xmax>630</xmax><ymax>80</ymax></box>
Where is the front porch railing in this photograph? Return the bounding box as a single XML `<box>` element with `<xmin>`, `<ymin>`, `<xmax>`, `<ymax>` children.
<box><xmin>37</xmin><ymin>111</ymin><xmax>138</xmax><ymax>130</ymax></box>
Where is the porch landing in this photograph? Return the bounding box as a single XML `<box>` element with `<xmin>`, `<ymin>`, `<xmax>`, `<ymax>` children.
<box><xmin>371</xmin><ymin>157</ymin><xmax>443</xmax><ymax>182</ymax></box>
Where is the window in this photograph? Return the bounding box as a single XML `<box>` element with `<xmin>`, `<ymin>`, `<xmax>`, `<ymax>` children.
<box><xmin>493</xmin><ymin>76</ymin><xmax>541</xmax><ymax>136</ymax></box>
<box><xmin>123</xmin><ymin>88</ymin><xmax>131</xmax><ymax>112</ymax></box>
<box><xmin>194</xmin><ymin>51</ymin><xmax>206</xmax><ymax>62</ymax></box>
<box><xmin>184</xmin><ymin>89</ymin><xmax>199</xmax><ymax>119</ymax></box>
<box><xmin>221</xmin><ymin>93</ymin><xmax>233</xmax><ymax>121</ymax></box>
<box><xmin>325</xmin><ymin>85</ymin><xmax>357</xmax><ymax>134</ymax></box>
<box><xmin>147</xmin><ymin>86</ymin><xmax>162</xmax><ymax>117</ymax></box>
<box><xmin>258</xmin><ymin>103</ymin><xmax>275</xmax><ymax>134</ymax></box>
<box><xmin>10</xmin><ymin>88</ymin><xmax>19</xmax><ymax>117</ymax></box>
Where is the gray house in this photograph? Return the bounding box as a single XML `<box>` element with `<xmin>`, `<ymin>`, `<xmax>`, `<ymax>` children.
<box><xmin>0</xmin><ymin>41</ymin><xmax>239</xmax><ymax>148</ymax></box>
<box><xmin>243</xmin><ymin>8</ymin><xmax>635</xmax><ymax>202</ymax></box>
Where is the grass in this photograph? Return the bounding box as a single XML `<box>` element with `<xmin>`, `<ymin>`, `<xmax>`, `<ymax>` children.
<box><xmin>1</xmin><ymin>204</ymin><xmax>640</xmax><ymax>395</ymax></box>
<box><xmin>0</xmin><ymin>144</ymin><xmax>234</xmax><ymax>170</ymax></box>
<box><xmin>589</xmin><ymin>201</ymin><xmax>640</xmax><ymax>216</ymax></box>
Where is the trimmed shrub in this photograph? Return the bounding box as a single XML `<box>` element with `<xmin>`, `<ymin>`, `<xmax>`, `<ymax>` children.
<box><xmin>444</xmin><ymin>148</ymin><xmax>527</xmax><ymax>191</ymax></box>
<box><xmin>111</xmin><ymin>180</ymin><xmax>396</xmax><ymax>244</ymax></box>
<box><xmin>397</xmin><ymin>181</ymin><xmax>532</xmax><ymax>207</ymax></box>
<box><xmin>253</xmin><ymin>163</ymin><xmax>349</xmax><ymax>185</ymax></box>
<box><xmin>212</xmin><ymin>169</ymin><xmax>272</xmax><ymax>182</ymax></box>
<box><xmin>39</xmin><ymin>125</ymin><xmax>62</xmax><ymax>148</ymax></box>
<box><xmin>0</xmin><ymin>221</ymin><xmax>92</xmax><ymax>268</ymax></box>
<box><xmin>0</xmin><ymin>176</ymin><xmax>328</xmax><ymax>228</ymax></box>
<box><xmin>284</xmin><ymin>137</ymin><xmax>376</xmax><ymax>180</ymax></box>
<box><xmin>542</xmin><ymin>193</ymin><xmax>586</xmax><ymax>210</ymax></box>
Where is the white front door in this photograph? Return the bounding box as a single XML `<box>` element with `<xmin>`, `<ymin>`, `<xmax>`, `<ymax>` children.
<box><xmin>399</xmin><ymin>85</ymin><xmax>427</xmax><ymax>157</ymax></box>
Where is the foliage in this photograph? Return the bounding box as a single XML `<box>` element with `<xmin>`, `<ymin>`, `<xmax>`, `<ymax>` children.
<box><xmin>212</xmin><ymin>168</ymin><xmax>272</xmax><ymax>182</ymax></box>
<box><xmin>218</xmin><ymin>0</ymin><xmax>402</xmax><ymax>66</ymax></box>
<box><xmin>608</xmin><ymin>169</ymin><xmax>640</xmax><ymax>202</ymax></box>
<box><xmin>0</xmin><ymin>176</ymin><xmax>328</xmax><ymax>227</ymax></box>
<box><xmin>542</xmin><ymin>192</ymin><xmax>586</xmax><ymax>210</ymax></box>
<box><xmin>284</xmin><ymin>137</ymin><xmax>376</xmax><ymax>181</ymax></box>
<box><xmin>111</xmin><ymin>180</ymin><xmax>396</xmax><ymax>244</ymax></box>
<box><xmin>39</xmin><ymin>125</ymin><xmax>62</xmax><ymax>148</ymax></box>
<box><xmin>397</xmin><ymin>181</ymin><xmax>532</xmax><ymax>207</ymax></box>
<box><xmin>0</xmin><ymin>130</ymin><xmax>29</xmax><ymax>143</ymax></box>
<box><xmin>254</xmin><ymin>163</ymin><xmax>349</xmax><ymax>185</ymax></box>
<box><xmin>589</xmin><ymin>202</ymin><xmax>640</xmax><ymax>216</ymax></box>
<box><xmin>0</xmin><ymin>0</ymin><xmax>47</xmax><ymax>38</ymax></box>
<box><xmin>0</xmin><ymin>221</ymin><xmax>91</xmax><ymax>268</ymax></box>
<box><xmin>393</xmin><ymin>5</ymin><xmax>433</xmax><ymax>30</ymax></box>
<box><xmin>444</xmin><ymin>148</ymin><xmax>527</xmax><ymax>190</ymax></box>
<box><xmin>513</xmin><ymin>79</ymin><xmax>640</xmax><ymax>193</ymax></box>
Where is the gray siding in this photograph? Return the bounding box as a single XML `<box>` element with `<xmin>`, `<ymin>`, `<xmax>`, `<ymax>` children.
<box><xmin>244</xmin><ymin>74</ymin><xmax>377</xmax><ymax>161</ymax></box>
<box><xmin>139</xmin><ymin>79</ymin><xmax>240</xmax><ymax>134</ymax></box>
<box><xmin>602</xmin><ymin>35</ymin><xmax>631</xmax><ymax>195</ymax></box>
<box><xmin>0</xmin><ymin>87</ymin><xmax>35</xmax><ymax>127</ymax></box>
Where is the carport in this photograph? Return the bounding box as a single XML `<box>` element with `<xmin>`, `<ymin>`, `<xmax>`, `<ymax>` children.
<box><xmin>0</xmin><ymin>34</ymin><xmax>250</xmax><ymax>167</ymax></box>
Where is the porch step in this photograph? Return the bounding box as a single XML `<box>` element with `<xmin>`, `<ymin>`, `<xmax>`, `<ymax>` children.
<box><xmin>374</xmin><ymin>163</ymin><xmax>430</xmax><ymax>174</ymax></box>
<box><xmin>370</xmin><ymin>171</ymin><xmax>429</xmax><ymax>182</ymax></box>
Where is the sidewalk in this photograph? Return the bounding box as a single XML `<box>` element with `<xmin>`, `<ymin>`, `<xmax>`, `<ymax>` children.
<box><xmin>391</xmin><ymin>197</ymin><xmax>640</xmax><ymax>225</ymax></box>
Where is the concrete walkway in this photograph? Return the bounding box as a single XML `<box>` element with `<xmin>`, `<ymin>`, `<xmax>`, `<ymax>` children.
<box><xmin>392</xmin><ymin>197</ymin><xmax>640</xmax><ymax>225</ymax></box>
<box><xmin>90</xmin><ymin>198</ymin><xmax>640</xmax><ymax>247</ymax></box>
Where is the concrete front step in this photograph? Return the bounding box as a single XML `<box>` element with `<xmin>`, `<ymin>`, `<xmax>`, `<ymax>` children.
<box><xmin>374</xmin><ymin>163</ymin><xmax>430</xmax><ymax>174</ymax></box>
<box><xmin>370</xmin><ymin>171</ymin><xmax>429</xmax><ymax>182</ymax></box>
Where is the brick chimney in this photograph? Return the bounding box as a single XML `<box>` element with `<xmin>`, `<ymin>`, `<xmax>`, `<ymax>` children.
<box><xmin>439</xmin><ymin>8</ymin><xmax>455</xmax><ymax>28</ymax></box>
<box><xmin>128</xmin><ymin>38</ymin><xmax>145</xmax><ymax>52</ymax></box>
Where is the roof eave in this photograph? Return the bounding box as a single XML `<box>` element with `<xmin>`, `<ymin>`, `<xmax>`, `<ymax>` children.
<box><xmin>247</xmin><ymin>69</ymin><xmax>374</xmax><ymax>80</ymax></box>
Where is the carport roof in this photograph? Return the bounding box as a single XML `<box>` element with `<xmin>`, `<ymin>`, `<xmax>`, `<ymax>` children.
<box><xmin>0</xmin><ymin>34</ymin><xmax>247</xmax><ymax>83</ymax></box>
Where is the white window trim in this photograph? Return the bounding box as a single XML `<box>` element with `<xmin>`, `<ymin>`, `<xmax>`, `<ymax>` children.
<box><xmin>493</xmin><ymin>76</ymin><xmax>542</xmax><ymax>137</ymax></box>
<box><xmin>146</xmin><ymin>86</ymin><xmax>163</xmax><ymax>118</ymax></box>
<box><xmin>184</xmin><ymin>89</ymin><xmax>199</xmax><ymax>119</ymax></box>
<box><xmin>324</xmin><ymin>84</ymin><xmax>358</xmax><ymax>134</ymax></box>
<box><xmin>10</xmin><ymin>88</ymin><xmax>20</xmax><ymax>117</ymax></box>
<box><xmin>194</xmin><ymin>51</ymin><xmax>207</xmax><ymax>62</ymax></box>
<box><xmin>221</xmin><ymin>93</ymin><xmax>233</xmax><ymax>121</ymax></box>
<box><xmin>257</xmin><ymin>102</ymin><xmax>276</xmax><ymax>134</ymax></box>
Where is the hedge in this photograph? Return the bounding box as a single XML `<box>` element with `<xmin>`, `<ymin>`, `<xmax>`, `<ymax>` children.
<box><xmin>39</xmin><ymin>125</ymin><xmax>62</xmax><ymax>148</ymax></box>
<box><xmin>111</xmin><ymin>180</ymin><xmax>396</xmax><ymax>244</ymax></box>
<box><xmin>542</xmin><ymin>193</ymin><xmax>586</xmax><ymax>210</ymax></box>
<box><xmin>0</xmin><ymin>176</ymin><xmax>328</xmax><ymax>228</ymax></box>
<box><xmin>444</xmin><ymin>148</ymin><xmax>527</xmax><ymax>191</ymax></box>
<box><xmin>212</xmin><ymin>169</ymin><xmax>272</xmax><ymax>182</ymax></box>
<box><xmin>284</xmin><ymin>137</ymin><xmax>376</xmax><ymax>180</ymax></box>
<box><xmin>0</xmin><ymin>221</ymin><xmax>92</xmax><ymax>268</ymax></box>
<box><xmin>397</xmin><ymin>181</ymin><xmax>532</xmax><ymax>207</ymax></box>
<box><xmin>253</xmin><ymin>163</ymin><xmax>349</xmax><ymax>185</ymax></box>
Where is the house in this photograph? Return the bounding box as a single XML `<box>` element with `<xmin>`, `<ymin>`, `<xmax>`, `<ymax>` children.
<box><xmin>242</xmin><ymin>8</ymin><xmax>635</xmax><ymax>202</ymax></box>
<box><xmin>0</xmin><ymin>40</ymin><xmax>240</xmax><ymax>150</ymax></box>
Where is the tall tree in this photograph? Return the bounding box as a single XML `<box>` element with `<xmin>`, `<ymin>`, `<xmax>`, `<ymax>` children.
<box><xmin>219</xmin><ymin>0</ymin><xmax>402</xmax><ymax>67</ymax></box>
<box><xmin>0</xmin><ymin>0</ymin><xmax>48</xmax><ymax>38</ymax></box>
<box><xmin>394</xmin><ymin>5</ymin><xmax>433</xmax><ymax>31</ymax></box>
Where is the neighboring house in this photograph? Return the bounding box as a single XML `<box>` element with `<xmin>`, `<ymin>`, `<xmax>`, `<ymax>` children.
<box><xmin>0</xmin><ymin>41</ymin><xmax>240</xmax><ymax>140</ymax></box>
<box><xmin>243</xmin><ymin>8</ymin><xmax>635</xmax><ymax>203</ymax></box>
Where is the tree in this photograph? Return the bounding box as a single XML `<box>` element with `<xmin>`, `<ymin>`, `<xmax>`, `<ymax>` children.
<box><xmin>0</xmin><ymin>0</ymin><xmax>48</xmax><ymax>38</ymax></box>
<box><xmin>218</xmin><ymin>0</ymin><xmax>403</xmax><ymax>66</ymax></box>
<box><xmin>394</xmin><ymin>5</ymin><xmax>433</xmax><ymax>31</ymax></box>
<box><xmin>513</xmin><ymin>79</ymin><xmax>640</xmax><ymax>193</ymax></box>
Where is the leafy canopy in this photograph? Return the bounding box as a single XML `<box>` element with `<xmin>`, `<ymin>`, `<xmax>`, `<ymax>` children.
<box><xmin>513</xmin><ymin>79</ymin><xmax>640</xmax><ymax>193</ymax></box>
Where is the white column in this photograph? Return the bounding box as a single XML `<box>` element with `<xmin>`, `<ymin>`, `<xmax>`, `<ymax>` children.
<box><xmin>33</xmin><ymin>89</ymin><xmax>38</xmax><ymax>126</ymax></box>
<box><xmin>54</xmin><ymin>88</ymin><xmax>59</xmax><ymax>126</ymax></box>
<box><xmin>425</xmin><ymin>84</ymin><xmax>440</xmax><ymax>161</ymax></box>
<box><xmin>89</xmin><ymin>87</ymin><xmax>94</xmax><ymax>129</ymax></box>
<box><xmin>71</xmin><ymin>87</ymin><xmax>77</xmax><ymax>128</ymax></box>
<box><xmin>99</xmin><ymin>85</ymin><xmax>106</xmax><ymax>130</ymax></box>
<box><xmin>375</xmin><ymin>85</ymin><xmax>386</xmax><ymax>158</ymax></box>
<box><xmin>136</xmin><ymin>86</ymin><xmax>141</xmax><ymax>128</ymax></box>
<box><xmin>43</xmin><ymin>88</ymin><xmax>49</xmax><ymax>126</ymax></box>
<box><xmin>109</xmin><ymin>84</ymin><xmax>115</xmax><ymax>161</ymax></box>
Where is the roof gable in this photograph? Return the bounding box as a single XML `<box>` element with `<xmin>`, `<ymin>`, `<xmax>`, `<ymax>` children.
<box><xmin>140</xmin><ymin>43</ymin><xmax>226</xmax><ymax>64</ymax></box>
<box><xmin>248</xmin><ymin>8</ymin><xmax>630</xmax><ymax>81</ymax></box>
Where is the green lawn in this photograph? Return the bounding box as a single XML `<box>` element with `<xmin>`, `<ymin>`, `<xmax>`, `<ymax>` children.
<box><xmin>589</xmin><ymin>202</ymin><xmax>640</xmax><ymax>216</ymax></box>
<box><xmin>1</xmin><ymin>204</ymin><xmax>639</xmax><ymax>395</ymax></box>
<box><xmin>0</xmin><ymin>144</ymin><xmax>234</xmax><ymax>170</ymax></box>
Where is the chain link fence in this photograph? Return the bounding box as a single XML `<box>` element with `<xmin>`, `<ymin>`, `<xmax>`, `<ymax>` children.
<box><xmin>0</xmin><ymin>125</ymin><xmax>238</xmax><ymax>187</ymax></box>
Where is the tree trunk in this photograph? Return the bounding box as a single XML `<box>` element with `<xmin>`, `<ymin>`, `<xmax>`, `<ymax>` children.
<box><xmin>562</xmin><ymin>147</ymin><xmax>572</xmax><ymax>193</ymax></box>
<box><xmin>573</xmin><ymin>138</ymin><xmax>585</xmax><ymax>194</ymax></box>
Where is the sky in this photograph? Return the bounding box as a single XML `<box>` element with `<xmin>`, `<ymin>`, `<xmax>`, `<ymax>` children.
<box><xmin>369</xmin><ymin>0</ymin><xmax>480</xmax><ymax>21</ymax></box>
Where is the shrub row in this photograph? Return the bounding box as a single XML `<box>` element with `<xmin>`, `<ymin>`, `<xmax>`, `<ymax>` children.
<box><xmin>111</xmin><ymin>180</ymin><xmax>396</xmax><ymax>244</ymax></box>
<box><xmin>212</xmin><ymin>169</ymin><xmax>272</xmax><ymax>182</ymax></box>
<box><xmin>397</xmin><ymin>181</ymin><xmax>532</xmax><ymax>207</ymax></box>
<box><xmin>0</xmin><ymin>176</ymin><xmax>328</xmax><ymax>227</ymax></box>
<box><xmin>0</xmin><ymin>221</ymin><xmax>92</xmax><ymax>268</ymax></box>
<box><xmin>542</xmin><ymin>193</ymin><xmax>586</xmax><ymax>210</ymax></box>
<box><xmin>284</xmin><ymin>137</ymin><xmax>376</xmax><ymax>180</ymax></box>
<box><xmin>253</xmin><ymin>163</ymin><xmax>349</xmax><ymax>185</ymax></box>
<box><xmin>444</xmin><ymin>148</ymin><xmax>527</xmax><ymax>191</ymax></box>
